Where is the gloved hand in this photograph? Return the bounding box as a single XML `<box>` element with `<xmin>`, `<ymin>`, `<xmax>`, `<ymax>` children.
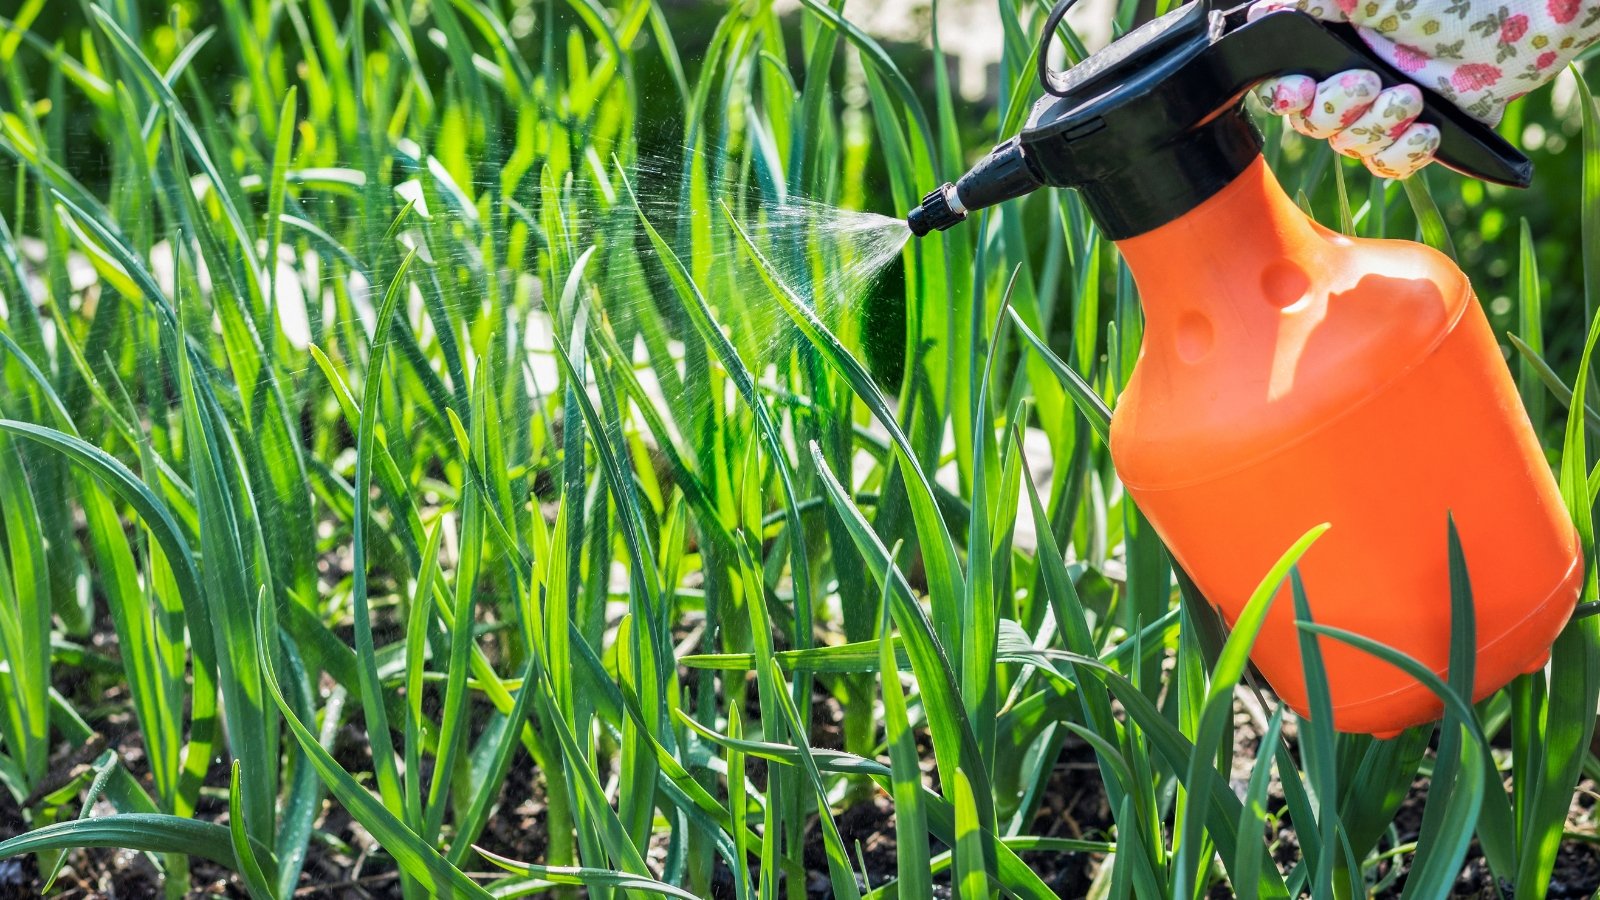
<box><xmin>1250</xmin><ymin>0</ymin><xmax>1600</xmax><ymax>178</ymax></box>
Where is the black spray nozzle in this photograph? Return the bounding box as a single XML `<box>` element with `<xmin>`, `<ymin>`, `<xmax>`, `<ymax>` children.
<box><xmin>907</xmin><ymin>138</ymin><xmax>1045</xmax><ymax>236</ymax></box>
<box><xmin>907</xmin><ymin>185</ymin><xmax>963</xmax><ymax>236</ymax></box>
<box><xmin>908</xmin><ymin>0</ymin><xmax>1532</xmax><ymax>241</ymax></box>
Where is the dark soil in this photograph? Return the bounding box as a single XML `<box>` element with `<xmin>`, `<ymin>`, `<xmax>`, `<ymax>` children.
<box><xmin>11</xmin><ymin>643</ymin><xmax>1600</xmax><ymax>898</ymax></box>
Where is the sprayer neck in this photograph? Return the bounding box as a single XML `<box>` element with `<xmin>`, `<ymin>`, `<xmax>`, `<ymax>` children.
<box><xmin>1112</xmin><ymin>154</ymin><xmax>1325</xmax><ymax>318</ymax></box>
<box><xmin>1063</xmin><ymin>107</ymin><xmax>1264</xmax><ymax>241</ymax></box>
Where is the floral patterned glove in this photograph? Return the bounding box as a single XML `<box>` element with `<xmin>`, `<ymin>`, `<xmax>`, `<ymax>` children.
<box><xmin>1250</xmin><ymin>0</ymin><xmax>1600</xmax><ymax>177</ymax></box>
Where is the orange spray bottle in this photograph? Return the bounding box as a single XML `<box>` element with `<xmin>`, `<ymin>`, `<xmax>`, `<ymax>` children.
<box><xmin>906</xmin><ymin>0</ymin><xmax>1581</xmax><ymax>736</ymax></box>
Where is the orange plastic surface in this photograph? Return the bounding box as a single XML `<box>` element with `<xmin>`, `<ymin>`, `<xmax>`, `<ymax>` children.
<box><xmin>1110</xmin><ymin>156</ymin><xmax>1581</xmax><ymax>736</ymax></box>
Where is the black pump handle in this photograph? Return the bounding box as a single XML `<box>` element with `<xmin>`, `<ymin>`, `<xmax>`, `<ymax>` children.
<box><xmin>1039</xmin><ymin>0</ymin><xmax>1086</xmax><ymax>97</ymax></box>
<box><xmin>1219</xmin><ymin>7</ymin><xmax>1532</xmax><ymax>186</ymax></box>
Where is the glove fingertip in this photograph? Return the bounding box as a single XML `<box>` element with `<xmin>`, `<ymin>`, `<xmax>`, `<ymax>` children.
<box><xmin>1407</xmin><ymin>122</ymin><xmax>1442</xmax><ymax>156</ymax></box>
<box><xmin>1246</xmin><ymin>0</ymin><xmax>1297</xmax><ymax>21</ymax></box>
<box><xmin>1365</xmin><ymin>123</ymin><xmax>1440</xmax><ymax>179</ymax></box>
<box><xmin>1256</xmin><ymin>74</ymin><xmax>1317</xmax><ymax>116</ymax></box>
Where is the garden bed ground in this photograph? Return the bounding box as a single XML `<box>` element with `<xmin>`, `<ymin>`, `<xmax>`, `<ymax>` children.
<box><xmin>9</xmin><ymin>665</ymin><xmax>1600</xmax><ymax>899</ymax></box>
